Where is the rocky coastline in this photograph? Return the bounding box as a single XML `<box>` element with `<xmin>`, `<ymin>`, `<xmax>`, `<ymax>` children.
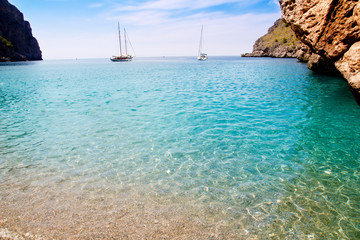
<box><xmin>0</xmin><ymin>0</ymin><xmax>42</xmax><ymax>61</ymax></box>
<box><xmin>280</xmin><ymin>0</ymin><xmax>360</xmax><ymax>104</ymax></box>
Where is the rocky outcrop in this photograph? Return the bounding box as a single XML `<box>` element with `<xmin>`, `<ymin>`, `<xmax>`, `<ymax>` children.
<box><xmin>280</xmin><ymin>0</ymin><xmax>360</xmax><ymax>104</ymax></box>
<box><xmin>242</xmin><ymin>18</ymin><xmax>308</xmax><ymax>58</ymax></box>
<box><xmin>0</xmin><ymin>0</ymin><xmax>42</xmax><ymax>61</ymax></box>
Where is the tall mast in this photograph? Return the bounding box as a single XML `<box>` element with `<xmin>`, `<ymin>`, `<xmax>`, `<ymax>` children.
<box><xmin>198</xmin><ymin>25</ymin><xmax>203</xmax><ymax>56</ymax></box>
<box><xmin>124</xmin><ymin>28</ymin><xmax>128</xmax><ymax>56</ymax></box>
<box><xmin>118</xmin><ymin>22</ymin><xmax>123</xmax><ymax>56</ymax></box>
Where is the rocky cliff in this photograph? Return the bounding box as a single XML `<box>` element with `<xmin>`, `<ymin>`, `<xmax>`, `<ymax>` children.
<box><xmin>242</xmin><ymin>18</ymin><xmax>308</xmax><ymax>58</ymax></box>
<box><xmin>280</xmin><ymin>0</ymin><xmax>360</xmax><ymax>104</ymax></box>
<box><xmin>0</xmin><ymin>0</ymin><xmax>42</xmax><ymax>61</ymax></box>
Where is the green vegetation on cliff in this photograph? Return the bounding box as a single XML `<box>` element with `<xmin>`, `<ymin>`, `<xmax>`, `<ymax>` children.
<box><xmin>0</xmin><ymin>36</ymin><xmax>13</xmax><ymax>48</ymax></box>
<box><xmin>257</xmin><ymin>20</ymin><xmax>300</xmax><ymax>50</ymax></box>
<box><xmin>242</xmin><ymin>18</ymin><xmax>307</xmax><ymax>58</ymax></box>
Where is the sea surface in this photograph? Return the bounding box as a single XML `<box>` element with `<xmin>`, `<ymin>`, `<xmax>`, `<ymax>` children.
<box><xmin>0</xmin><ymin>57</ymin><xmax>359</xmax><ymax>239</ymax></box>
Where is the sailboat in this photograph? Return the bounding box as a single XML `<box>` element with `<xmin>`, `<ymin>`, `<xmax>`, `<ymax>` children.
<box><xmin>110</xmin><ymin>22</ymin><xmax>133</xmax><ymax>62</ymax></box>
<box><xmin>197</xmin><ymin>25</ymin><xmax>207</xmax><ymax>61</ymax></box>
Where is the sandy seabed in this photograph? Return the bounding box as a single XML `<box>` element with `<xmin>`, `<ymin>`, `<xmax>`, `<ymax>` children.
<box><xmin>0</xmin><ymin>183</ymin><xmax>262</xmax><ymax>240</ymax></box>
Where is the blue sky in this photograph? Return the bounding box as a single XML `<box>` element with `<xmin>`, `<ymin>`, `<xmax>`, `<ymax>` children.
<box><xmin>9</xmin><ymin>0</ymin><xmax>281</xmax><ymax>59</ymax></box>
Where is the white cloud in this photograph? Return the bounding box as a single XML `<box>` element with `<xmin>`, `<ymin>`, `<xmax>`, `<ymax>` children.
<box><xmin>89</xmin><ymin>3</ymin><xmax>105</xmax><ymax>8</ymax></box>
<box><xmin>271</xmin><ymin>0</ymin><xmax>280</xmax><ymax>7</ymax></box>
<box><xmin>115</xmin><ymin>0</ymin><xmax>246</xmax><ymax>12</ymax></box>
<box><xmin>108</xmin><ymin>10</ymin><xmax>171</xmax><ymax>26</ymax></box>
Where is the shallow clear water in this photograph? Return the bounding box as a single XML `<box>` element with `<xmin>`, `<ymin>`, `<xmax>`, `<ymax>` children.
<box><xmin>0</xmin><ymin>57</ymin><xmax>360</xmax><ymax>239</ymax></box>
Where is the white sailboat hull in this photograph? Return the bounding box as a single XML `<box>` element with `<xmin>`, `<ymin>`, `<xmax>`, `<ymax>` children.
<box><xmin>197</xmin><ymin>54</ymin><xmax>207</xmax><ymax>61</ymax></box>
<box><xmin>110</xmin><ymin>55</ymin><xmax>133</xmax><ymax>62</ymax></box>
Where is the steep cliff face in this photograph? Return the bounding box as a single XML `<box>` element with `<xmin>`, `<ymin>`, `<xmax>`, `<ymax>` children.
<box><xmin>280</xmin><ymin>0</ymin><xmax>360</xmax><ymax>103</ymax></box>
<box><xmin>242</xmin><ymin>18</ymin><xmax>308</xmax><ymax>58</ymax></box>
<box><xmin>0</xmin><ymin>0</ymin><xmax>42</xmax><ymax>61</ymax></box>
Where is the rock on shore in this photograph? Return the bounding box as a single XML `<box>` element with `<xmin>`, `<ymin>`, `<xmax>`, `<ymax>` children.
<box><xmin>280</xmin><ymin>0</ymin><xmax>360</xmax><ymax>103</ymax></box>
<box><xmin>242</xmin><ymin>18</ymin><xmax>308</xmax><ymax>58</ymax></box>
<box><xmin>0</xmin><ymin>0</ymin><xmax>42</xmax><ymax>61</ymax></box>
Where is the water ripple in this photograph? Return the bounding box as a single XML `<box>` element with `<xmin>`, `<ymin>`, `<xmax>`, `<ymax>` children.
<box><xmin>0</xmin><ymin>58</ymin><xmax>360</xmax><ymax>238</ymax></box>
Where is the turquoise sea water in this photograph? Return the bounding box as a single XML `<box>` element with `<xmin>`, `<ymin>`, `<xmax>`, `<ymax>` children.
<box><xmin>0</xmin><ymin>57</ymin><xmax>360</xmax><ymax>239</ymax></box>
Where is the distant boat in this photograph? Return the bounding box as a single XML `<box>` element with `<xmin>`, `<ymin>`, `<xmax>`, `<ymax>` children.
<box><xmin>111</xmin><ymin>22</ymin><xmax>133</xmax><ymax>62</ymax></box>
<box><xmin>197</xmin><ymin>25</ymin><xmax>207</xmax><ymax>61</ymax></box>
